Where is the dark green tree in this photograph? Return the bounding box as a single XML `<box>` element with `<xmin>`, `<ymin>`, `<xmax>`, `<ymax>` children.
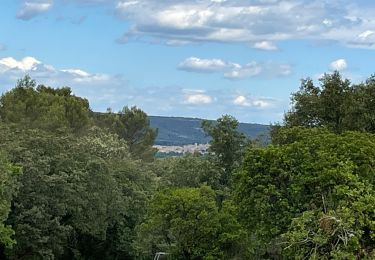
<box><xmin>95</xmin><ymin>106</ymin><xmax>158</xmax><ymax>161</ymax></box>
<box><xmin>0</xmin><ymin>75</ymin><xmax>91</xmax><ymax>132</ymax></box>
<box><xmin>0</xmin><ymin>153</ymin><xmax>21</xmax><ymax>250</ymax></box>
<box><xmin>0</xmin><ymin>125</ymin><xmax>156</xmax><ymax>259</ymax></box>
<box><xmin>202</xmin><ymin>115</ymin><xmax>248</xmax><ymax>186</ymax></box>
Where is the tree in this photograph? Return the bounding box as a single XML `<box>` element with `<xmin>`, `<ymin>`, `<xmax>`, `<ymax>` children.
<box><xmin>0</xmin><ymin>125</ymin><xmax>157</xmax><ymax>259</ymax></box>
<box><xmin>154</xmin><ymin>154</ymin><xmax>221</xmax><ymax>189</ymax></box>
<box><xmin>282</xmin><ymin>72</ymin><xmax>375</xmax><ymax>135</ymax></box>
<box><xmin>202</xmin><ymin>115</ymin><xmax>248</xmax><ymax>186</ymax></box>
<box><xmin>235</xmin><ymin>127</ymin><xmax>375</xmax><ymax>258</ymax></box>
<box><xmin>0</xmin><ymin>75</ymin><xmax>91</xmax><ymax>132</ymax></box>
<box><xmin>96</xmin><ymin>106</ymin><xmax>158</xmax><ymax>161</ymax></box>
<box><xmin>0</xmin><ymin>153</ymin><xmax>21</xmax><ymax>250</ymax></box>
<box><xmin>134</xmin><ymin>186</ymin><xmax>247</xmax><ymax>259</ymax></box>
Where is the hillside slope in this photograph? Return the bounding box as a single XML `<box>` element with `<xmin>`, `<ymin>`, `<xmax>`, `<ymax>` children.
<box><xmin>150</xmin><ymin>116</ymin><xmax>269</xmax><ymax>145</ymax></box>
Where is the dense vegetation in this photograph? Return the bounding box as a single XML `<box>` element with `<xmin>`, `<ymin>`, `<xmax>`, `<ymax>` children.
<box><xmin>1</xmin><ymin>73</ymin><xmax>375</xmax><ymax>259</ymax></box>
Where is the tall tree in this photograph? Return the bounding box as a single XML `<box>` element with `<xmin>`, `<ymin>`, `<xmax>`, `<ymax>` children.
<box><xmin>285</xmin><ymin>71</ymin><xmax>351</xmax><ymax>133</ymax></box>
<box><xmin>202</xmin><ymin>115</ymin><xmax>247</xmax><ymax>186</ymax></box>
<box><xmin>112</xmin><ymin>106</ymin><xmax>158</xmax><ymax>161</ymax></box>
<box><xmin>280</xmin><ymin>71</ymin><xmax>375</xmax><ymax>136</ymax></box>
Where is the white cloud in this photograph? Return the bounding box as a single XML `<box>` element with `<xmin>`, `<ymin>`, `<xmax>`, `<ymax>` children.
<box><xmin>184</xmin><ymin>93</ymin><xmax>213</xmax><ymax>104</ymax></box>
<box><xmin>116</xmin><ymin>1</ymin><xmax>139</xmax><ymax>11</ymax></box>
<box><xmin>233</xmin><ymin>95</ymin><xmax>249</xmax><ymax>106</ymax></box>
<box><xmin>329</xmin><ymin>59</ymin><xmax>347</xmax><ymax>71</ymax></box>
<box><xmin>178</xmin><ymin>57</ymin><xmax>291</xmax><ymax>79</ymax></box>
<box><xmin>61</xmin><ymin>69</ymin><xmax>91</xmax><ymax>77</ymax></box>
<box><xmin>253</xmin><ymin>41</ymin><xmax>278</xmax><ymax>51</ymax></box>
<box><xmin>17</xmin><ymin>1</ymin><xmax>53</xmax><ymax>20</ymax></box>
<box><xmin>13</xmin><ymin>0</ymin><xmax>375</xmax><ymax>49</ymax></box>
<box><xmin>113</xmin><ymin>0</ymin><xmax>375</xmax><ymax>48</ymax></box>
<box><xmin>233</xmin><ymin>95</ymin><xmax>273</xmax><ymax>108</ymax></box>
<box><xmin>0</xmin><ymin>57</ymin><xmax>41</xmax><ymax>71</ymax></box>
<box><xmin>178</xmin><ymin>57</ymin><xmax>234</xmax><ymax>73</ymax></box>
<box><xmin>224</xmin><ymin>62</ymin><xmax>263</xmax><ymax>79</ymax></box>
<box><xmin>0</xmin><ymin>56</ymin><xmax>114</xmax><ymax>86</ymax></box>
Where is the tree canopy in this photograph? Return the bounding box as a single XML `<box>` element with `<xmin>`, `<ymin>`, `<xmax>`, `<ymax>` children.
<box><xmin>2</xmin><ymin>73</ymin><xmax>375</xmax><ymax>259</ymax></box>
<box><xmin>283</xmin><ymin>72</ymin><xmax>375</xmax><ymax>133</ymax></box>
<box><xmin>0</xmin><ymin>75</ymin><xmax>91</xmax><ymax>132</ymax></box>
<box><xmin>235</xmin><ymin>127</ymin><xmax>375</xmax><ymax>258</ymax></box>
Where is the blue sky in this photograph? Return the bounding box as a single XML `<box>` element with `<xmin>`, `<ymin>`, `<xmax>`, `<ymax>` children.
<box><xmin>1</xmin><ymin>0</ymin><xmax>375</xmax><ymax>123</ymax></box>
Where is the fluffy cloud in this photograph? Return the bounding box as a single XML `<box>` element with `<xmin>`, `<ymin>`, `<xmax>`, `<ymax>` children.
<box><xmin>0</xmin><ymin>56</ymin><xmax>116</xmax><ymax>88</ymax></box>
<box><xmin>253</xmin><ymin>41</ymin><xmax>278</xmax><ymax>51</ymax></box>
<box><xmin>15</xmin><ymin>0</ymin><xmax>375</xmax><ymax>48</ymax></box>
<box><xmin>233</xmin><ymin>95</ymin><xmax>274</xmax><ymax>108</ymax></box>
<box><xmin>17</xmin><ymin>0</ymin><xmax>53</xmax><ymax>20</ymax></box>
<box><xmin>178</xmin><ymin>57</ymin><xmax>233</xmax><ymax>73</ymax></box>
<box><xmin>112</xmin><ymin>0</ymin><xmax>375</xmax><ymax>48</ymax></box>
<box><xmin>329</xmin><ymin>59</ymin><xmax>347</xmax><ymax>71</ymax></box>
<box><xmin>0</xmin><ymin>57</ymin><xmax>41</xmax><ymax>71</ymax></box>
<box><xmin>184</xmin><ymin>93</ymin><xmax>213</xmax><ymax>104</ymax></box>
<box><xmin>178</xmin><ymin>57</ymin><xmax>291</xmax><ymax>79</ymax></box>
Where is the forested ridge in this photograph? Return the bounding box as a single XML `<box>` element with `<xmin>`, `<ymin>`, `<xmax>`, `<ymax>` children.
<box><xmin>1</xmin><ymin>72</ymin><xmax>375</xmax><ymax>259</ymax></box>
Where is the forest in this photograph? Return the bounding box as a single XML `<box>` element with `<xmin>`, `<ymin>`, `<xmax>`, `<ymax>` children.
<box><xmin>1</xmin><ymin>72</ymin><xmax>375</xmax><ymax>259</ymax></box>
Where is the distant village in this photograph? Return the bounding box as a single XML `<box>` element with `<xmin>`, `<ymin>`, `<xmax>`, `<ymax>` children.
<box><xmin>154</xmin><ymin>143</ymin><xmax>210</xmax><ymax>155</ymax></box>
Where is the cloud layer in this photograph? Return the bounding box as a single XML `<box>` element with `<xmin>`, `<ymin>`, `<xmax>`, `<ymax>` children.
<box><xmin>178</xmin><ymin>57</ymin><xmax>291</xmax><ymax>79</ymax></box>
<box><xmin>113</xmin><ymin>0</ymin><xmax>375</xmax><ymax>48</ymax></box>
<box><xmin>0</xmin><ymin>56</ymin><xmax>281</xmax><ymax>123</ymax></box>
<box><xmin>13</xmin><ymin>0</ymin><xmax>375</xmax><ymax>49</ymax></box>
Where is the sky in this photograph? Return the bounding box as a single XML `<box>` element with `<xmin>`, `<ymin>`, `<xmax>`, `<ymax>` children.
<box><xmin>1</xmin><ymin>0</ymin><xmax>375</xmax><ymax>124</ymax></box>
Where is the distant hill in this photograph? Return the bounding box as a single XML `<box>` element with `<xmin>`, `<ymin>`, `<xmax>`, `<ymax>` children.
<box><xmin>149</xmin><ymin>116</ymin><xmax>269</xmax><ymax>146</ymax></box>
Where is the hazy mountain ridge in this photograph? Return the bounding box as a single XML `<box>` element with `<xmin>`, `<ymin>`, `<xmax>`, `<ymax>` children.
<box><xmin>149</xmin><ymin>116</ymin><xmax>269</xmax><ymax>145</ymax></box>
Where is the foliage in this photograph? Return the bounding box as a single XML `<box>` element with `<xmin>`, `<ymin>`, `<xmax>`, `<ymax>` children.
<box><xmin>134</xmin><ymin>186</ymin><xmax>247</xmax><ymax>260</ymax></box>
<box><xmin>283</xmin><ymin>72</ymin><xmax>375</xmax><ymax>134</ymax></box>
<box><xmin>235</xmin><ymin>127</ymin><xmax>375</xmax><ymax>258</ymax></box>
<box><xmin>4</xmin><ymin>74</ymin><xmax>375</xmax><ymax>259</ymax></box>
<box><xmin>202</xmin><ymin>115</ymin><xmax>248</xmax><ymax>186</ymax></box>
<box><xmin>154</xmin><ymin>154</ymin><xmax>221</xmax><ymax>189</ymax></box>
<box><xmin>93</xmin><ymin>106</ymin><xmax>158</xmax><ymax>161</ymax></box>
<box><xmin>0</xmin><ymin>153</ymin><xmax>21</xmax><ymax>249</ymax></box>
<box><xmin>0</xmin><ymin>125</ymin><xmax>156</xmax><ymax>259</ymax></box>
<box><xmin>0</xmin><ymin>75</ymin><xmax>91</xmax><ymax>133</ymax></box>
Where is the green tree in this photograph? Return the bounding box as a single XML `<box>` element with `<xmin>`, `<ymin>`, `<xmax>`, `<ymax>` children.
<box><xmin>0</xmin><ymin>75</ymin><xmax>91</xmax><ymax>132</ymax></box>
<box><xmin>282</xmin><ymin>72</ymin><xmax>375</xmax><ymax>135</ymax></box>
<box><xmin>95</xmin><ymin>106</ymin><xmax>158</xmax><ymax>161</ymax></box>
<box><xmin>0</xmin><ymin>153</ymin><xmax>21</xmax><ymax>250</ymax></box>
<box><xmin>154</xmin><ymin>154</ymin><xmax>221</xmax><ymax>189</ymax></box>
<box><xmin>202</xmin><ymin>115</ymin><xmax>248</xmax><ymax>186</ymax></box>
<box><xmin>235</xmin><ymin>127</ymin><xmax>375</xmax><ymax>258</ymax></box>
<box><xmin>134</xmin><ymin>186</ymin><xmax>247</xmax><ymax>260</ymax></box>
<box><xmin>0</xmin><ymin>125</ymin><xmax>156</xmax><ymax>259</ymax></box>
